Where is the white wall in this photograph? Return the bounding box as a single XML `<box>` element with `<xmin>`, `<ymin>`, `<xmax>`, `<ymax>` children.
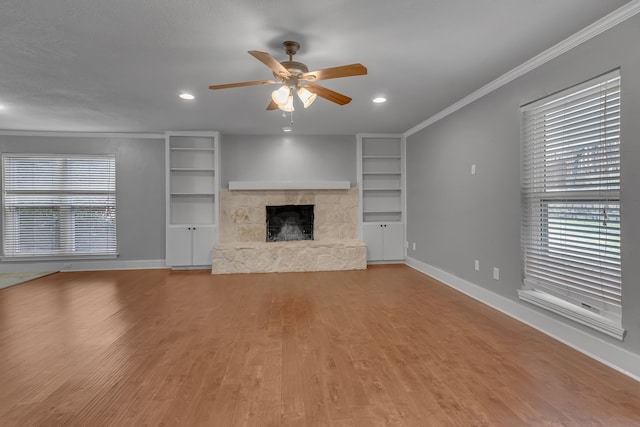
<box><xmin>405</xmin><ymin>14</ymin><xmax>640</xmax><ymax>366</ymax></box>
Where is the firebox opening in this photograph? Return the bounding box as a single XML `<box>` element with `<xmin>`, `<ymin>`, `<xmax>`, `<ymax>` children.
<box><xmin>266</xmin><ymin>205</ymin><xmax>314</xmax><ymax>242</ymax></box>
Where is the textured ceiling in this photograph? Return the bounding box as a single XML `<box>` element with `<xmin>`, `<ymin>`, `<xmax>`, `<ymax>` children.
<box><xmin>0</xmin><ymin>0</ymin><xmax>631</xmax><ymax>135</ymax></box>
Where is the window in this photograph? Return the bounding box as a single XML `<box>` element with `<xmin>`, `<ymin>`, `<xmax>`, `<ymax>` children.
<box><xmin>2</xmin><ymin>154</ymin><xmax>117</xmax><ymax>259</ymax></box>
<box><xmin>519</xmin><ymin>70</ymin><xmax>624</xmax><ymax>340</ymax></box>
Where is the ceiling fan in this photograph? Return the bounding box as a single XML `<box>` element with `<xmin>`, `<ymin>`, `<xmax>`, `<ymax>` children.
<box><xmin>208</xmin><ymin>41</ymin><xmax>367</xmax><ymax>112</ymax></box>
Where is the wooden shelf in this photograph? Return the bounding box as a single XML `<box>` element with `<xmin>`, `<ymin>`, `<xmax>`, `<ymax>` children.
<box><xmin>362</xmin><ymin>155</ymin><xmax>401</xmax><ymax>159</ymax></box>
<box><xmin>170</xmin><ymin>168</ymin><xmax>215</xmax><ymax>172</ymax></box>
<box><xmin>362</xmin><ymin>172</ymin><xmax>401</xmax><ymax>176</ymax></box>
<box><xmin>363</xmin><ymin>210</ymin><xmax>402</xmax><ymax>214</ymax></box>
<box><xmin>169</xmin><ymin>222</ymin><xmax>215</xmax><ymax>227</ymax></box>
<box><xmin>170</xmin><ymin>147</ymin><xmax>215</xmax><ymax>152</ymax></box>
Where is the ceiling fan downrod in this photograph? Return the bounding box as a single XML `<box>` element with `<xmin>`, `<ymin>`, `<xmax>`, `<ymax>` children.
<box><xmin>282</xmin><ymin>41</ymin><xmax>300</xmax><ymax>61</ymax></box>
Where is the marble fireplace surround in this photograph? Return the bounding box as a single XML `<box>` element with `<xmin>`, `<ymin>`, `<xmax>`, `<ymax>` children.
<box><xmin>212</xmin><ymin>186</ymin><xmax>367</xmax><ymax>274</ymax></box>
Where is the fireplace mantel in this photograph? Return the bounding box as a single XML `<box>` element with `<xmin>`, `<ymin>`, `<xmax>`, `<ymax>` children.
<box><xmin>228</xmin><ymin>180</ymin><xmax>351</xmax><ymax>191</ymax></box>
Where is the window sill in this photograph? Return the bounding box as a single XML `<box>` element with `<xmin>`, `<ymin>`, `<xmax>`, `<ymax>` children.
<box><xmin>1</xmin><ymin>254</ymin><xmax>118</xmax><ymax>262</ymax></box>
<box><xmin>518</xmin><ymin>289</ymin><xmax>625</xmax><ymax>341</ymax></box>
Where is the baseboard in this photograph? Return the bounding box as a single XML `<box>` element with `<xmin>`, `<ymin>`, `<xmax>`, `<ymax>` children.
<box><xmin>0</xmin><ymin>259</ymin><xmax>167</xmax><ymax>273</ymax></box>
<box><xmin>404</xmin><ymin>256</ymin><xmax>640</xmax><ymax>382</ymax></box>
<box><xmin>367</xmin><ymin>260</ymin><xmax>405</xmax><ymax>265</ymax></box>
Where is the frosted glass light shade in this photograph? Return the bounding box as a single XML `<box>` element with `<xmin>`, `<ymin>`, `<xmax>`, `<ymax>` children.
<box><xmin>297</xmin><ymin>87</ymin><xmax>317</xmax><ymax>108</ymax></box>
<box><xmin>280</xmin><ymin>95</ymin><xmax>295</xmax><ymax>112</ymax></box>
<box><xmin>272</xmin><ymin>86</ymin><xmax>291</xmax><ymax>106</ymax></box>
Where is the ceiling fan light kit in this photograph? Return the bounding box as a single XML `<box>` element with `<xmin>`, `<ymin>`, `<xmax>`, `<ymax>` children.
<box><xmin>208</xmin><ymin>41</ymin><xmax>367</xmax><ymax>112</ymax></box>
<box><xmin>297</xmin><ymin>87</ymin><xmax>317</xmax><ymax>109</ymax></box>
<box><xmin>280</xmin><ymin>94</ymin><xmax>295</xmax><ymax>112</ymax></box>
<box><xmin>271</xmin><ymin>86</ymin><xmax>291</xmax><ymax>105</ymax></box>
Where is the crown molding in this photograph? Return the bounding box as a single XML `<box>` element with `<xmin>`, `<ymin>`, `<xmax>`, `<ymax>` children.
<box><xmin>404</xmin><ymin>0</ymin><xmax>640</xmax><ymax>138</ymax></box>
<box><xmin>164</xmin><ymin>131</ymin><xmax>220</xmax><ymax>138</ymax></box>
<box><xmin>0</xmin><ymin>130</ymin><xmax>164</xmax><ymax>139</ymax></box>
<box><xmin>356</xmin><ymin>133</ymin><xmax>404</xmax><ymax>138</ymax></box>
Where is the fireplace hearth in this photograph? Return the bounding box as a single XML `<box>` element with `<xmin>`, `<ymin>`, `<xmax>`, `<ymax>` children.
<box><xmin>266</xmin><ymin>204</ymin><xmax>314</xmax><ymax>242</ymax></box>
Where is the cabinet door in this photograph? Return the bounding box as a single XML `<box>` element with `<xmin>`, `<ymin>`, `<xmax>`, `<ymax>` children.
<box><xmin>362</xmin><ymin>223</ymin><xmax>384</xmax><ymax>261</ymax></box>
<box><xmin>167</xmin><ymin>227</ymin><xmax>193</xmax><ymax>266</ymax></box>
<box><xmin>383</xmin><ymin>223</ymin><xmax>405</xmax><ymax>260</ymax></box>
<box><xmin>191</xmin><ymin>225</ymin><xmax>216</xmax><ymax>266</ymax></box>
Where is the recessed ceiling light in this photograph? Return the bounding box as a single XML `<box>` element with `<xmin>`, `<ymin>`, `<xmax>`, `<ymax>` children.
<box><xmin>179</xmin><ymin>93</ymin><xmax>195</xmax><ymax>100</ymax></box>
<box><xmin>282</xmin><ymin>127</ymin><xmax>293</xmax><ymax>132</ymax></box>
<box><xmin>373</xmin><ymin>97</ymin><xmax>387</xmax><ymax>104</ymax></box>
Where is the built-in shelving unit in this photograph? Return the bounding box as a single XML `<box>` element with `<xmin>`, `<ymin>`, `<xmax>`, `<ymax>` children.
<box><xmin>358</xmin><ymin>135</ymin><xmax>404</xmax><ymax>222</ymax></box>
<box><xmin>165</xmin><ymin>132</ymin><xmax>220</xmax><ymax>267</ymax></box>
<box><xmin>357</xmin><ymin>134</ymin><xmax>405</xmax><ymax>261</ymax></box>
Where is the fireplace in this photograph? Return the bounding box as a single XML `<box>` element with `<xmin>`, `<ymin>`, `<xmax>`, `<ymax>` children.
<box><xmin>266</xmin><ymin>204</ymin><xmax>314</xmax><ymax>242</ymax></box>
<box><xmin>213</xmin><ymin>188</ymin><xmax>366</xmax><ymax>274</ymax></box>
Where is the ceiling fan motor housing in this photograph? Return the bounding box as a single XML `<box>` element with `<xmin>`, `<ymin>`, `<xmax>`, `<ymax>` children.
<box><xmin>276</xmin><ymin>41</ymin><xmax>310</xmax><ymax>83</ymax></box>
<box><xmin>275</xmin><ymin>61</ymin><xmax>309</xmax><ymax>80</ymax></box>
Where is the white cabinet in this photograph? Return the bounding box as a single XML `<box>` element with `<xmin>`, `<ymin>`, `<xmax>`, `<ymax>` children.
<box><xmin>166</xmin><ymin>225</ymin><xmax>216</xmax><ymax>267</ymax></box>
<box><xmin>362</xmin><ymin>223</ymin><xmax>405</xmax><ymax>261</ymax></box>
<box><xmin>357</xmin><ymin>134</ymin><xmax>405</xmax><ymax>262</ymax></box>
<box><xmin>165</xmin><ymin>132</ymin><xmax>219</xmax><ymax>267</ymax></box>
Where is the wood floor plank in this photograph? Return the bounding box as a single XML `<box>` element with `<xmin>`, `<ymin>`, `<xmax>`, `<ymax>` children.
<box><xmin>0</xmin><ymin>266</ymin><xmax>639</xmax><ymax>426</ymax></box>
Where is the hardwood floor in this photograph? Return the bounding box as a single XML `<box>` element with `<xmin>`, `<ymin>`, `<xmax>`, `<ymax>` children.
<box><xmin>0</xmin><ymin>265</ymin><xmax>639</xmax><ymax>426</ymax></box>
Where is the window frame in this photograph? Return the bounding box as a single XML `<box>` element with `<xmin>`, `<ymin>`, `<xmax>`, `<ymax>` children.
<box><xmin>1</xmin><ymin>153</ymin><xmax>118</xmax><ymax>260</ymax></box>
<box><xmin>519</xmin><ymin>70</ymin><xmax>624</xmax><ymax>340</ymax></box>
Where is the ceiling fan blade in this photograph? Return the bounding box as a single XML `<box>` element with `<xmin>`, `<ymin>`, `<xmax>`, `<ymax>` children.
<box><xmin>304</xmin><ymin>83</ymin><xmax>352</xmax><ymax>105</ymax></box>
<box><xmin>208</xmin><ymin>80</ymin><xmax>278</xmax><ymax>90</ymax></box>
<box><xmin>248</xmin><ymin>50</ymin><xmax>291</xmax><ymax>78</ymax></box>
<box><xmin>303</xmin><ymin>64</ymin><xmax>367</xmax><ymax>82</ymax></box>
<box><xmin>266</xmin><ymin>99</ymin><xmax>279</xmax><ymax>110</ymax></box>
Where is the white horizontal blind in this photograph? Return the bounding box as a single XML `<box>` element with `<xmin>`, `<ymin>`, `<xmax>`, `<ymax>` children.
<box><xmin>2</xmin><ymin>154</ymin><xmax>117</xmax><ymax>258</ymax></box>
<box><xmin>521</xmin><ymin>70</ymin><xmax>621</xmax><ymax>315</ymax></box>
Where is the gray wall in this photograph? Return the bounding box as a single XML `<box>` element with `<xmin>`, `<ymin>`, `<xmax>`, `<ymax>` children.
<box><xmin>0</xmin><ymin>133</ymin><xmax>356</xmax><ymax>269</ymax></box>
<box><xmin>0</xmin><ymin>134</ymin><xmax>166</xmax><ymax>266</ymax></box>
<box><xmin>221</xmin><ymin>134</ymin><xmax>356</xmax><ymax>188</ymax></box>
<box><xmin>406</xmin><ymin>14</ymin><xmax>640</xmax><ymax>356</ymax></box>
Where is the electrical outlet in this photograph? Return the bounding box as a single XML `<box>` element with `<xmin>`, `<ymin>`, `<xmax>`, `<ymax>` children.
<box><xmin>474</xmin><ymin>260</ymin><xmax>479</xmax><ymax>271</ymax></box>
<box><xmin>471</xmin><ymin>164</ymin><xmax>476</xmax><ymax>175</ymax></box>
<box><xmin>412</xmin><ymin>242</ymin><xmax>416</xmax><ymax>251</ymax></box>
<box><xmin>493</xmin><ymin>267</ymin><xmax>500</xmax><ymax>280</ymax></box>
